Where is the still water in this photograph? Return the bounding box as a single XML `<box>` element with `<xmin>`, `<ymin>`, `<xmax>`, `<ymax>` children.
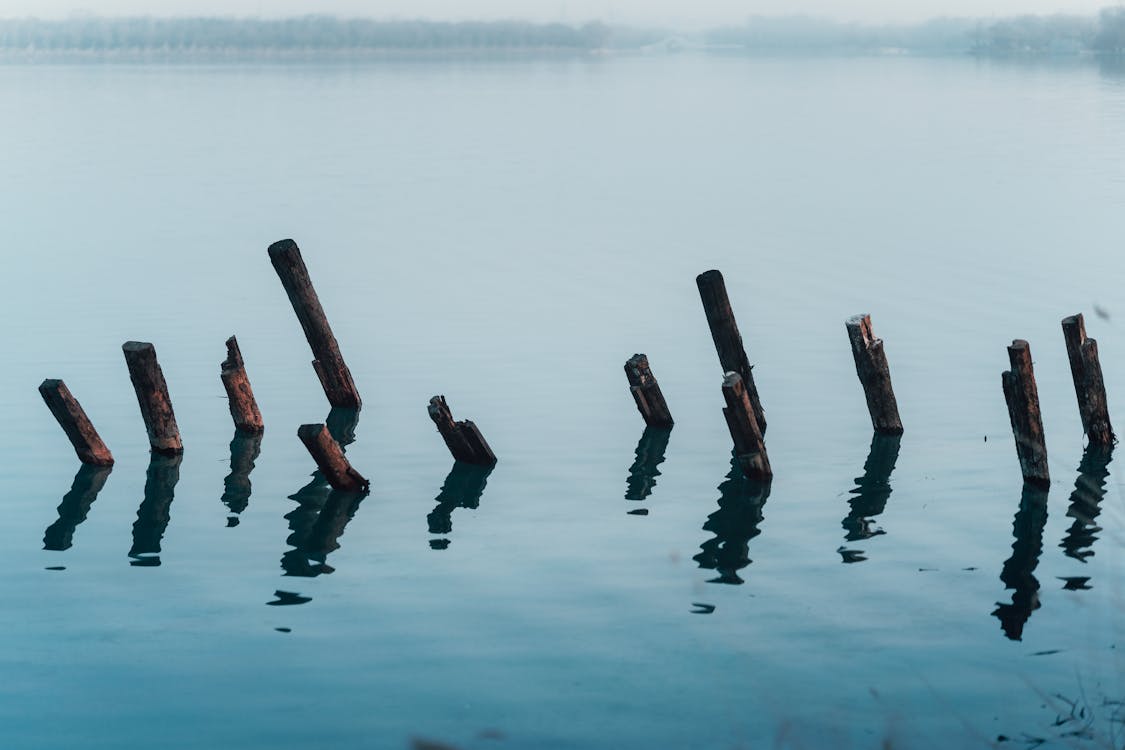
<box><xmin>2</xmin><ymin>54</ymin><xmax>1125</xmax><ymax>748</ymax></box>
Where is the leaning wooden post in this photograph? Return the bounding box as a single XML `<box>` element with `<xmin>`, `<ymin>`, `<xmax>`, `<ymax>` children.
<box><xmin>1061</xmin><ymin>314</ymin><xmax>1114</xmax><ymax>446</ymax></box>
<box><xmin>624</xmin><ymin>354</ymin><xmax>674</xmax><ymax>428</ymax></box>
<box><xmin>1002</xmin><ymin>340</ymin><xmax>1049</xmax><ymax>487</ymax></box>
<box><xmin>122</xmin><ymin>341</ymin><xmax>183</xmax><ymax>455</ymax></box>
<box><xmin>38</xmin><ymin>379</ymin><xmax>114</xmax><ymax>466</ymax></box>
<box><xmin>220</xmin><ymin>336</ymin><xmax>264</xmax><ymax>434</ymax></box>
<box><xmin>428</xmin><ymin>395</ymin><xmax>497</xmax><ymax>466</ymax></box>
<box><xmin>297</xmin><ymin>424</ymin><xmax>369</xmax><ymax>492</ymax></box>
<box><xmin>846</xmin><ymin>314</ymin><xmax>903</xmax><ymax>435</ymax></box>
<box><xmin>697</xmin><ymin>270</ymin><xmax>766</xmax><ymax>433</ymax></box>
<box><xmin>721</xmin><ymin>372</ymin><xmax>771</xmax><ymax>481</ymax></box>
<box><xmin>268</xmin><ymin>239</ymin><xmax>362</xmax><ymax>409</ymax></box>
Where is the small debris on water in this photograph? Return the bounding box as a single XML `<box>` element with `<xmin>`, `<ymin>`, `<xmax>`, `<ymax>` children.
<box><xmin>627</xmin><ymin>508</ymin><xmax>649</xmax><ymax>516</ymax></box>
<box><xmin>275</xmin><ymin>627</ymin><xmax>291</xmax><ymax>633</ymax></box>
<box><xmin>691</xmin><ymin>602</ymin><xmax>716</xmax><ymax>614</ymax></box>
<box><xmin>45</xmin><ymin>566</ymin><xmax>65</xmax><ymax>571</ymax></box>
<box><xmin>1030</xmin><ymin>650</ymin><xmax>1061</xmax><ymax>656</ymax></box>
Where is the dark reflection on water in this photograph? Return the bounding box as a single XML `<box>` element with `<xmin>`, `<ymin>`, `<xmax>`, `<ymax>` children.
<box><xmin>280</xmin><ymin>407</ymin><xmax>366</xmax><ymax>579</ymax></box>
<box><xmin>694</xmin><ymin>457</ymin><xmax>771</xmax><ymax>585</ymax></box>
<box><xmin>1059</xmin><ymin>445</ymin><xmax>1112</xmax><ymax>575</ymax></box>
<box><xmin>129</xmin><ymin>454</ymin><xmax>183</xmax><ymax>567</ymax></box>
<box><xmin>43</xmin><ymin>464</ymin><xmax>113</xmax><ymax>551</ymax></box>
<box><xmin>624</xmin><ymin>427</ymin><xmax>671</xmax><ymax>506</ymax></box>
<box><xmin>221</xmin><ymin>431</ymin><xmax>263</xmax><ymax>526</ymax></box>
<box><xmin>993</xmin><ymin>483</ymin><xmax>1049</xmax><ymax>641</ymax></box>
<box><xmin>839</xmin><ymin>434</ymin><xmax>901</xmax><ymax>564</ymax></box>
<box><xmin>428</xmin><ymin>462</ymin><xmax>493</xmax><ymax>550</ymax></box>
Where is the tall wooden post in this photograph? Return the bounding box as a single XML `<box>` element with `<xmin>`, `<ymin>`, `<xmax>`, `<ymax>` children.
<box><xmin>721</xmin><ymin>372</ymin><xmax>771</xmax><ymax>481</ymax></box>
<box><xmin>297</xmin><ymin>423</ymin><xmax>369</xmax><ymax>493</ymax></box>
<box><xmin>428</xmin><ymin>395</ymin><xmax>497</xmax><ymax>466</ymax></box>
<box><xmin>624</xmin><ymin>353</ymin><xmax>674</xmax><ymax>428</ymax></box>
<box><xmin>1061</xmin><ymin>314</ymin><xmax>1114</xmax><ymax>446</ymax></box>
<box><xmin>268</xmin><ymin>239</ymin><xmax>361</xmax><ymax>409</ymax></box>
<box><xmin>122</xmin><ymin>341</ymin><xmax>183</xmax><ymax>455</ymax></box>
<box><xmin>220</xmin><ymin>336</ymin><xmax>264</xmax><ymax>434</ymax></box>
<box><xmin>846</xmin><ymin>314</ymin><xmax>903</xmax><ymax>435</ymax></box>
<box><xmin>38</xmin><ymin>379</ymin><xmax>114</xmax><ymax>466</ymax></box>
<box><xmin>1002</xmin><ymin>340</ymin><xmax>1049</xmax><ymax>487</ymax></box>
<box><xmin>697</xmin><ymin>270</ymin><xmax>766</xmax><ymax>433</ymax></box>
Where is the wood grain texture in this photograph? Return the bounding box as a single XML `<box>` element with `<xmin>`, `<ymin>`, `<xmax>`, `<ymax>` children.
<box><xmin>1062</xmin><ymin>314</ymin><xmax>1114</xmax><ymax>446</ymax></box>
<box><xmin>220</xmin><ymin>336</ymin><xmax>264</xmax><ymax>434</ymax></box>
<box><xmin>297</xmin><ymin>423</ymin><xmax>369</xmax><ymax>492</ymax></box>
<box><xmin>1002</xmin><ymin>339</ymin><xmax>1049</xmax><ymax>487</ymax></box>
<box><xmin>428</xmin><ymin>395</ymin><xmax>497</xmax><ymax>466</ymax></box>
<box><xmin>721</xmin><ymin>372</ymin><xmax>772</xmax><ymax>481</ymax></box>
<box><xmin>697</xmin><ymin>269</ymin><xmax>766</xmax><ymax>434</ymax></box>
<box><xmin>846</xmin><ymin>314</ymin><xmax>903</xmax><ymax>435</ymax></box>
<box><xmin>38</xmin><ymin>379</ymin><xmax>114</xmax><ymax>466</ymax></box>
<box><xmin>268</xmin><ymin>238</ymin><xmax>361</xmax><ymax>409</ymax></box>
<box><xmin>122</xmin><ymin>341</ymin><xmax>183</xmax><ymax>455</ymax></box>
<box><xmin>624</xmin><ymin>353</ymin><xmax>674</xmax><ymax>428</ymax></box>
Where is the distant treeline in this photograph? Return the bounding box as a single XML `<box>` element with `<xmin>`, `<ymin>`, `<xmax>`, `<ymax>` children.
<box><xmin>708</xmin><ymin>9</ymin><xmax>1125</xmax><ymax>56</ymax></box>
<box><xmin>3</xmin><ymin>11</ymin><xmax>1125</xmax><ymax>58</ymax></box>
<box><xmin>0</xmin><ymin>17</ymin><xmax>638</xmax><ymax>55</ymax></box>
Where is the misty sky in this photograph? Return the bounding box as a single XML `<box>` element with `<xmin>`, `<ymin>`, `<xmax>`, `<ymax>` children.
<box><xmin>0</xmin><ymin>0</ymin><xmax>1115</xmax><ymax>26</ymax></box>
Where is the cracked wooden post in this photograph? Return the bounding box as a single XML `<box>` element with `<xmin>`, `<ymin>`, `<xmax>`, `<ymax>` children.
<box><xmin>624</xmin><ymin>353</ymin><xmax>674</xmax><ymax>428</ymax></box>
<box><xmin>721</xmin><ymin>372</ymin><xmax>771</xmax><ymax>481</ymax></box>
<box><xmin>1002</xmin><ymin>340</ymin><xmax>1049</xmax><ymax>487</ymax></box>
<box><xmin>428</xmin><ymin>395</ymin><xmax>497</xmax><ymax>466</ymax></box>
<box><xmin>268</xmin><ymin>239</ymin><xmax>361</xmax><ymax>409</ymax></box>
<box><xmin>122</xmin><ymin>341</ymin><xmax>183</xmax><ymax>455</ymax></box>
<box><xmin>38</xmin><ymin>379</ymin><xmax>114</xmax><ymax>466</ymax></box>
<box><xmin>1062</xmin><ymin>314</ymin><xmax>1113</xmax><ymax>446</ymax></box>
<box><xmin>697</xmin><ymin>269</ymin><xmax>766</xmax><ymax>433</ymax></box>
<box><xmin>220</xmin><ymin>336</ymin><xmax>264</xmax><ymax>434</ymax></box>
<box><xmin>297</xmin><ymin>423</ymin><xmax>369</xmax><ymax>493</ymax></box>
<box><xmin>846</xmin><ymin>314</ymin><xmax>903</xmax><ymax>435</ymax></box>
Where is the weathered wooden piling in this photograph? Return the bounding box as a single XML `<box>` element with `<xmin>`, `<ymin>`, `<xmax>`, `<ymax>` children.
<box><xmin>122</xmin><ymin>341</ymin><xmax>183</xmax><ymax>455</ymax></box>
<box><xmin>1061</xmin><ymin>314</ymin><xmax>1114</xmax><ymax>446</ymax></box>
<box><xmin>268</xmin><ymin>239</ymin><xmax>361</xmax><ymax>409</ymax></box>
<box><xmin>38</xmin><ymin>379</ymin><xmax>114</xmax><ymax>466</ymax></box>
<box><xmin>721</xmin><ymin>372</ymin><xmax>772</xmax><ymax>481</ymax></box>
<box><xmin>428</xmin><ymin>395</ymin><xmax>497</xmax><ymax>466</ymax></box>
<box><xmin>220</xmin><ymin>336</ymin><xmax>264</xmax><ymax>434</ymax></box>
<box><xmin>845</xmin><ymin>314</ymin><xmax>903</xmax><ymax>435</ymax></box>
<box><xmin>1002</xmin><ymin>340</ymin><xmax>1049</xmax><ymax>487</ymax></box>
<box><xmin>297</xmin><ymin>423</ymin><xmax>369</xmax><ymax>493</ymax></box>
<box><xmin>697</xmin><ymin>270</ymin><xmax>766</xmax><ymax>433</ymax></box>
<box><xmin>624</xmin><ymin>353</ymin><xmax>674</xmax><ymax>428</ymax></box>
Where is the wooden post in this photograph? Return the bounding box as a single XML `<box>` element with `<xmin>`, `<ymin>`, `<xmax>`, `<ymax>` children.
<box><xmin>428</xmin><ymin>395</ymin><xmax>497</xmax><ymax>466</ymax></box>
<box><xmin>845</xmin><ymin>314</ymin><xmax>903</xmax><ymax>435</ymax></box>
<box><xmin>624</xmin><ymin>354</ymin><xmax>674</xmax><ymax>428</ymax></box>
<box><xmin>1061</xmin><ymin>314</ymin><xmax>1114</xmax><ymax>446</ymax></box>
<box><xmin>1002</xmin><ymin>340</ymin><xmax>1049</xmax><ymax>487</ymax></box>
<box><xmin>220</xmin><ymin>336</ymin><xmax>264</xmax><ymax>434</ymax></box>
<box><xmin>268</xmin><ymin>239</ymin><xmax>361</xmax><ymax>409</ymax></box>
<box><xmin>38</xmin><ymin>379</ymin><xmax>114</xmax><ymax>466</ymax></box>
<box><xmin>297</xmin><ymin>423</ymin><xmax>369</xmax><ymax>492</ymax></box>
<box><xmin>721</xmin><ymin>372</ymin><xmax>771</xmax><ymax>481</ymax></box>
<box><xmin>122</xmin><ymin>342</ymin><xmax>183</xmax><ymax>455</ymax></box>
<box><xmin>697</xmin><ymin>270</ymin><xmax>766</xmax><ymax>433</ymax></box>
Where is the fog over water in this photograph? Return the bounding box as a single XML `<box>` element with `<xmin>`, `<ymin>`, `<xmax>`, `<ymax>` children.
<box><xmin>0</xmin><ymin>0</ymin><xmax>1113</xmax><ymax>26</ymax></box>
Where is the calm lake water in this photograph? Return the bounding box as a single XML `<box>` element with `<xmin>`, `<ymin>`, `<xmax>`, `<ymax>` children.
<box><xmin>3</xmin><ymin>53</ymin><xmax>1125</xmax><ymax>749</ymax></box>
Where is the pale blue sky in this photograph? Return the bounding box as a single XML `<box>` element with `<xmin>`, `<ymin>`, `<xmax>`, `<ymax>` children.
<box><xmin>0</xmin><ymin>0</ymin><xmax>1117</xmax><ymax>26</ymax></box>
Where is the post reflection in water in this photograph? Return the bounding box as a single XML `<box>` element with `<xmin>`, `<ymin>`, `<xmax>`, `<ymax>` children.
<box><xmin>44</xmin><ymin>464</ymin><xmax>113</xmax><ymax>551</ymax></box>
<box><xmin>280</xmin><ymin>407</ymin><xmax>365</xmax><ymax>579</ymax></box>
<box><xmin>428</xmin><ymin>462</ymin><xmax>493</xmax><ymax>550</ymax></box>
<box><xmin>129</xmin><ymin>454</ymin><xmax>183</xmax><ymax>567</ymax></box>
<box><xmin>1058</xmin><ymin>445</ymin><xmax>1113</xmax><ymax>587</ymax></box>
<box><xmin>992</xmin><ymin>483</ymin><xmax>1049</xmax><ymax>641</ymax></box>
<box><xmin>220</xmin><ymin>431</ymin><xmax>263</xmax><ymax>527</ymax></box>
<box><xmin>694</xmin><ymin>456</ymin><xmax>771</xmax><ymax>585</ymax></box>
<box><xmin>624</xmin><ymin>427</ymin><xmax>671</xmax><ymax>514</ymax></box>
<box><xmin>838</xmin><ymin>434</ymin><xmax>902</xmax><ymax>564</ymax></box>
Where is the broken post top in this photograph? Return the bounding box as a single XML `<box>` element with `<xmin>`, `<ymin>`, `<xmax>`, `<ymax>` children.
<box><xmin>428</xmin><ymin>395</ymin><xmax>497</xmax><ymax>466</ymax></box>
<box><xmin>268</xmin><ymin>238</ymin><xmax>362</xmax><ymax>409</ymax></box>
<box><xmin>221</xmin><ymin>335</ymin><xmax>244</xmax><ymax>372</ymax></box>
<box><xmin>1007</xmin><ymin>339</ymin><xmax>1031</xmax><ymax>367</ymax></box>
<box><xmin>624</xmin><ymin>354</ymin><xmax>653</xmax><ymax>387</ymax></box>
<box><xmin>846</xmin><ymin>314</ymin><xmax>877</xmax><ymax>348</ymax></box>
